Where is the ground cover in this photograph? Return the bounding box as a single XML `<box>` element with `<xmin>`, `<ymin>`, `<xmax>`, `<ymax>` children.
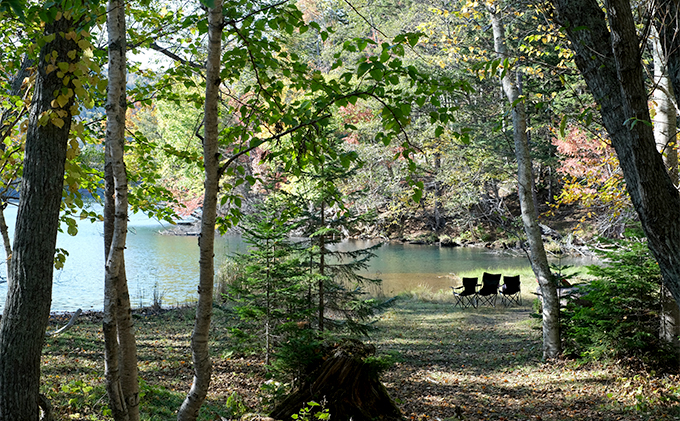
<box><xmin>41</xmin><ymin>293</ymin><xmax>680</xmax><ymax>420</ymax></box>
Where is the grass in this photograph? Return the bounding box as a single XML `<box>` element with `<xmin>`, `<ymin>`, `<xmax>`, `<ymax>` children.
<box><xmin>40</xmin><ymin>292</ymin><xmax>680</xmax><ymax>420</ymax></box>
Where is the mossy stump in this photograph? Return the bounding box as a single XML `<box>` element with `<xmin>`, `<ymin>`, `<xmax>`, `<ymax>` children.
<box><xmin>270</xmin><ymin>339</ymin><xmax>403</xmax><ymax>421</ymax></box>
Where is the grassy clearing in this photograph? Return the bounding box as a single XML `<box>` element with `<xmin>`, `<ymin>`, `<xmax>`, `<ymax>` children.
<box><xmin>41</xmin><ymin>293</ymin><xmax>680</xmax><ymax>420</ymax></box>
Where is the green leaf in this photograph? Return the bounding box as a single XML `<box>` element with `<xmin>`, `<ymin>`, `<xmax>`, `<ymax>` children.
<box><xmin>369</xmin><ymin>68</ymin><xmax>383</xmax><ymax>80</ymax></box>
<box><xmin>405</xmin><ymin>33</ymin><xmax>420</xmax><ymax>47</ymax></box>
<box><xmin>357</xmin><ymin>62</ymin><xmax>371</xmax><ymax>77</ymax></box>
<box><xmin>559</xmin><ymin>115</ymin><xmax>568</xmax><ymax>138</ymax></box>
<box><xmin>412</xmin><ymin>188</ymin><xmax>422</xmax><ymax>203</ymax></box>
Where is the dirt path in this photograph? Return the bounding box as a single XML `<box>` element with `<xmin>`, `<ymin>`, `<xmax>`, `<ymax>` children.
<box><xmin>370</xmin><ymin>300</ymin><xmax>680</xmax><ymax>421</ymax></box>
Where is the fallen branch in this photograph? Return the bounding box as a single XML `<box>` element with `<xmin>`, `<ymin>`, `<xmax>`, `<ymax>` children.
<box><xmin>45</xmin><ymin>308</ymin><xmax>82</xmax><ymax>337</ymax></box>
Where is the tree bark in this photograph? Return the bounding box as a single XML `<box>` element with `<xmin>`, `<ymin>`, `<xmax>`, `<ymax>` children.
<box><xmin>654</xmin><ymin>0</ymin><xmax>680</xmax><ymax>115</ymax></box>
<box><xmin>177</xmin><ymin>1</ymin><xmax>222</xmax><ymax>419</ymax></box>
<box><xmin>270</xmin><ymin>339</ymin><xmax>402</xmax><ymax>421</ymax></box>
<box><xmin>318</xmin><ymin>200</ymin><xmax>325</xmax><ymax>332</ymax></box>
<box><xmin>651</xmin><ymin>26</ymin><xmax>680</xmax><ymax>352</ymax></box>
<box><xmin>552</xmin><ymin>0</ymin><xmax>680</xmax><ymax>305</ymax></box>
<box><xmin>104</xmin><ymin>0</ymin><xmax>139</xmax><ymax>419</ymax></box>
<box><xmin>489</xmin><ymin>7</ymin><xmax>560</xmax><ymax>359</ymax></box>
<box><xmin>0</xmin><ymin>10</ymin><xmax>82</xmax><ymax>420</ymax></box>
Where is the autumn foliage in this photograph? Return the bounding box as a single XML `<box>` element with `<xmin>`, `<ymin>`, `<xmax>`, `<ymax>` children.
<box><xmin>552</xmin><ymin>125</ymin><xmax>631</xmax><ymax>234</ymax></box>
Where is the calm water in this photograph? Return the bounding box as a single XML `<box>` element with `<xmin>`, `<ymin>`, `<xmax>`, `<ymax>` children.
<box><xmin>0</xmin><ymin>205</ymin><xmax>593</xmax><ymax>312</ymax></box>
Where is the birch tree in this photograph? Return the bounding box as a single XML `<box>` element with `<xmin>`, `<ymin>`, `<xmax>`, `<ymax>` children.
<box><xmin>176</xmin><ymin>0</ymin><xmax>222</xmax><ymax>418</ymax></box>
<box><xmin>489</xmin><ymin>4</ymin><xmax>559</xmax><ymax>359</ymax></box>
<box><xmin>650</xmin><ymin>26</ymin><xmax>680</xmax><ymax>350</ymax></box>
<box><xmin>103</xmin><ymin>0</ymin><xmax>140</xmax><ymax>419</ymax></box>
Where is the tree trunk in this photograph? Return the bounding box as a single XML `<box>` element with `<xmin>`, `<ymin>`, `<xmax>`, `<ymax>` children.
<box><xmin>0</xmin><ymin>10</ymin><xmax>82</xmax><ymax>420</ymax></box>
<box><xmin>654</xmin><ymin>0</ymin><xmax>680</xmax><ymax>115</ymax></box>
<box><xmin>318</xmin><ymin>200</ymin><xmax>325</xmax><ymax>332</ymax></box>
<box><xmin>270</xmin><ymin>339</ymin><xmax>402</xmax><ymax>421</ymax></box>
<box><xmin>0</xmin><ymin>54</ymin><xmax>32</xmax><ymax>263</ymax></box>
<box><xmin>652</xmin><ymin>28</ymin><xmax>679</xmax><ymax>185</ymax></box>
<box><xmin>103</xmin><ymin>1</ymin><xmax>140</xmax><ymax>419</ymax></box>
<box><xmin>177</xmin><ymin>1</ymin><xmax>222</xmax><ymax>419</ymax></box>
<box><xmin>651</xmin><ymin>26</ymin><xmax>680</xmax><ymax>353</ymax></box>
<box><xmin>433</xmin><ymin>152</ymin><xmax>442</xmax><ymax>231</ymax></box>
<box><xmin>552</xmin><ymin>0</ymin><xmax>680</xmax><ymax>305</ymax></box>
<box><xmin>489</xmin><ymin>7</ymin><xmax>560</xmax><ymax>359</ymax></box>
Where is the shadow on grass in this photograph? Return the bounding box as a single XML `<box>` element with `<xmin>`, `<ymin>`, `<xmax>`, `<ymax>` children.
<box><xmin>372</xmin><ymin>300</ymin><xmax>680</xmax><ymax>421</ymax></box>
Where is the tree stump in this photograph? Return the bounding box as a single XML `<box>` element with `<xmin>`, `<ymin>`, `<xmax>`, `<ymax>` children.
<box><xmin>270</xmin><ymin>339</ymin><xmax>402</xmax><ymax>421</ymax></box>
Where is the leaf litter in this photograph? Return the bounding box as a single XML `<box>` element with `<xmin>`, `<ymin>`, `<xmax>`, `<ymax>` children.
<box><xmin>40</xmin><ymin>302</ymin><xmax>680</xmax><ymax>420</ymax></box>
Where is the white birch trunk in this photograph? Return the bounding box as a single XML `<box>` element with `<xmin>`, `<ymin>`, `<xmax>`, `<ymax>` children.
<box><xmin>104</xmin><ymin>0</ymin><xmax>139</xmax><ymax>419</ymax></box>
<box><xmin>651</xmin><ymin>28</ymin><xmax>680</xmax><ymax>351</ymax></box>
<box><xmin>177</xmin><ymin>0</ymin><xmax>222</xmax><ymax>418</ymax></box>
<box><xmin>489</xmin><ymin>6</ymin><xmax>561</xmax><ymax>359</ymax></box>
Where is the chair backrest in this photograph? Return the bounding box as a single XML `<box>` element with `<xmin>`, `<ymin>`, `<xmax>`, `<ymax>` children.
<box><xmin>461</xmin><ymin>277</ymin><xmax>478</xmax><ymax>294</ymax></box>
<box><xmin>502</xmin><ymin>275</ymin><xmax>521</xmax><ymax>294</ymax></box>
<box><xmin>479</xmin><ymin>272</ymin><xmax>501</xmax><ymax>294</ymax></box>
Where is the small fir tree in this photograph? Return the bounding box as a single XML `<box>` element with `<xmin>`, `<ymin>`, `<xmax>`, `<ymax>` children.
<box><xmin>289</xmin><ymin>136</ymin><xmax>388</xmax><ymax>335</ymax></box>
<box><xmin>225</xmin><ymin>200</ymin><xmax>310</xmax><ymax>365</ymax></box>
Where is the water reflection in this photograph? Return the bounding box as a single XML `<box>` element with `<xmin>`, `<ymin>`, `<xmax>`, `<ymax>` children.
<box><xmin>0</xmin><ymin>205</ymin><xmax>596</xmax><ymax>312</ymax></box>
<box><xmin>332</xmin><ymin>239</ymin><xmax>595</xmax><ymax>296</ymax></box>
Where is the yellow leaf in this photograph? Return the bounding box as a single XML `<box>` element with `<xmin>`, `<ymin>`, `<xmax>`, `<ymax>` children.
<box><xmin>55</xmin><ymin>11</ymin><xmax>62</xmax><ymax>21</ymax></box>
<box><xmin>46</xmin><ymin>64</ymin><xmax>56</xmax><ymax>74</ymax></box>
<box><xmin>52</xmin><ymin>118</ymin><xmax>65</xmax><ymax>128</ymax></box>
<box><xmin>67</xmin><ymin>50</ymin><xmax>77</xmax><ymax>60</ymax></box>
<box><xmin>57</xmin><ymin>95</ymin><xmax>69</xmax><ymax>108</ymax></box>
<box><xmin>38</xmin><ymin>112</ymin><xmax>50</xmax><ymax>125</ymax></box>
<box><xmin>74</xmin><ymin>86</ymin><xmax>87</xmax><ymax>98</ymax></box>
<box><xmin>78</xmin><ymin>39</ymin><xmax>89</xmax><ymax>50</ymax></box>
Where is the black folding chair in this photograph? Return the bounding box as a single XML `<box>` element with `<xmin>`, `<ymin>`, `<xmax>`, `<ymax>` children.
<box><xmin>452</xmin><ymin>277</ymin><xmax>478</xmax><ymax>308</ymax></box>
<box><xmin>476</xmin><ymin>272</ymin><xmax>501</xmax><ymax>307</ymax></box>
<box><xmin>500</xmin><ymin>275</ymin><xmax>522</xmax><ymax>307</ymax></box>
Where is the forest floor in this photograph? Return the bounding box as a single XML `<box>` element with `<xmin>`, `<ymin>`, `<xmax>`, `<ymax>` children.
<box><xmin>42</xmin><ymin>298</ymin><xmax>680</xmax><ymax>421</ymax></box>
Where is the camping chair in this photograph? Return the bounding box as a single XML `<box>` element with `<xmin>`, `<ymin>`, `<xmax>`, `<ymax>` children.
<box><xmin>452</xmin><ymin>277</ymin><xmax>478</xmax><ymax>308</ymax></box>
<box><xmin>476</xmin><ymin>272</ymin><xmax>501</xmax><ymax>307</ymax></box>
<box><xmin>500</xmin><ymin>275</ymin><xmax>522</xmax><ymax>307</ymax></box>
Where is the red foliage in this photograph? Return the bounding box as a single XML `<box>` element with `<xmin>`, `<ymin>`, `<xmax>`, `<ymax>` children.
<box><xmin>552</xmin><ymin>125</ymin><xmax>628</xmax><ymax>214</ymax></box>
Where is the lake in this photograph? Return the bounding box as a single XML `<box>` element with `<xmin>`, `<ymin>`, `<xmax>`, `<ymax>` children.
<box><xmin>0</xmin><ymin>205</ymin><xmax>594</xmax><ymax>312</ymax></box>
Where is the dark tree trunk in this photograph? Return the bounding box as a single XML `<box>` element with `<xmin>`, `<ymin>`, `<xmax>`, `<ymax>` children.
<box><xmin>0</xmin><ymin>10</ymin><xmax>82</xmax><ymax>420</ymax></box>
<box><xmin>552</xmin><ymin>0</ymin><xmax>680</xmax><ymax>305</ymax></box>
<box><xmin>270</xmin><ymin>339</ymin><xmax>402</xmax><ymax>421</ymax></box>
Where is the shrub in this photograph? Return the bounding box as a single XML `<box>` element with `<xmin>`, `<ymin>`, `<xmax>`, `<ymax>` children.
<box><xmin>561</xmin><ymin>236</ymin><xmax>678</xmax><ymax>371</ymax></box>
